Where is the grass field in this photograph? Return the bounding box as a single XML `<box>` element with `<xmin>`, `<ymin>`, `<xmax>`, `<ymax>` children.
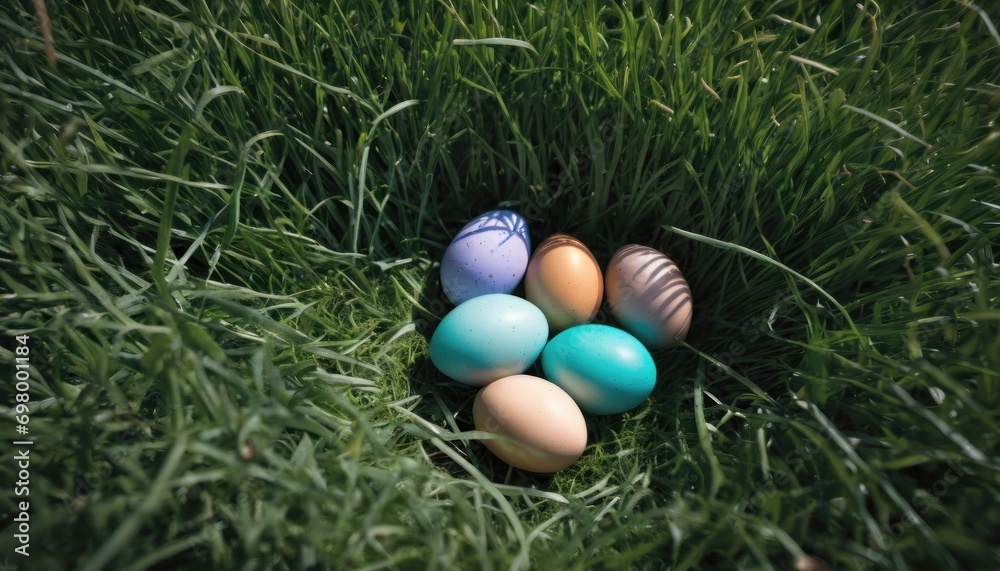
<box><xmin>2</xmin><ymin>0</ymin><xmax>1000</xmax><ymax>569</ymax></box>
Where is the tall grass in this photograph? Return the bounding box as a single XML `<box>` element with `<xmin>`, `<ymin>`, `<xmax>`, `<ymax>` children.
<box><xmin>1</xmin><ymin>1</ymin><xmax>999</xmax><ymax>569</ymax></box>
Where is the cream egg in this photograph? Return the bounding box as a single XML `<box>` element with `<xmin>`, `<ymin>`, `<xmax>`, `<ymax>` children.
<box><xmin>473</xmin><ymin>374</ymin><xmax>587</xmax><ymax>472</ymax></box>
<box><xmin>604</xmin><ymin>244</ymin><xmax>693</xmax><ymax>349</ymax></box>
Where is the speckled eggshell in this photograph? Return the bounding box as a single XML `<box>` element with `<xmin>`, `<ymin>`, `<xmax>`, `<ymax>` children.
<box><xmin>473</xmin><ymin>374</ymin><xmax>587</xmax><ymax>472</ymax></box>
<box><xmin>604</xmin><ymin>245</ymin><xmax>693</xmax><ymax>349</ymax></box>
<box><xmin>525</xmin><ymin>234</ymin><xmax>604</xmax><ymax>332</ymax></box>
<box><xmin>429</xmin><ymin>294</ymin><xmax>548</xmax><ymax>386</ymax></box>
<box><xmin>541</xmin><ymin>324</ymin><xmax>657</xmax><ymax>415</ymax></box>
<box><xmin>440</xmin><ymin>210</ymin><xmax>531</xmax><ymax>305</ymax></box>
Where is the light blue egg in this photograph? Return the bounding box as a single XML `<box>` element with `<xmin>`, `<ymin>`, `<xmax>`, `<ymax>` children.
<box><xmin>440</xmin><ymin>210</ymin><xmax>531</xmax><ymax>305</ymax></box>
<box><xmin>541</xmin><ymin>324</ymin><xmax>657</xmax><ymax>415</ymax></box>
<box><xmin>430</xmin><ymin>294</ymin><xmax>548</xmax><ymax>386</ymax></box>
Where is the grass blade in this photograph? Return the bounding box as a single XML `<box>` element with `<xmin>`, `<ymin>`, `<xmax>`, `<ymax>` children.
<box><xmin>452</xmin><ymin>37</ymin><xmax>537</xmax><ymax>53</ymax></box>
<box><xmin>842</xmin><ymin>104</ymin><xmax>934</xmax><ymax>150</ymax></box>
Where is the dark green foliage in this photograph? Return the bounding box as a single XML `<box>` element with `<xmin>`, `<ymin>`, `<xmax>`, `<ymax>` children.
<box><xmin>1</xmin><ymin>0</ymin><xmax>998</xmax><ymax>569</ymax></box>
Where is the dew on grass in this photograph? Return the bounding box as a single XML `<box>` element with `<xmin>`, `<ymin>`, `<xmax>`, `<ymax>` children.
<box><xmin>929</xmin><ymin>387</ymin><xmax>946</xmax><ymax>404</ymax></box>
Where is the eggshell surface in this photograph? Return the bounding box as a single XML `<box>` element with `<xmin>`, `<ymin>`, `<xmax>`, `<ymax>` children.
<box><xmin>429</xmin><ymin>294</ymin><xmax>548</xmax><ymax>386</ymax></box>
<box><xmin>541</xmin><ymin>324</ymin><xmax>657</xmax><ymax>415</ymax></box>
<box><xmin>525</xmin><ymin>234</ymin><xmax>604</xmax><ymax>332</ymax></box>
<box><xmin>440</xmin><ymin>210</ymin><xmax>531</xmax><ymax>305</ymax></box>
<box><xmin>604</xmin><ymin>245</ymin><xmax>693</xmax><ymax>349</ymax></box>
<box><xmin>473</xmin><ymin>374</ymin><xmax>587</xmax><ymax>472</ymax></box>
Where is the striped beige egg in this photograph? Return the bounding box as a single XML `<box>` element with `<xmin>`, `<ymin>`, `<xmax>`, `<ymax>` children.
<box><xmin>604</xmin><ymin>245</ymin><xmax>692</xmax><ymax>349</ymax></box>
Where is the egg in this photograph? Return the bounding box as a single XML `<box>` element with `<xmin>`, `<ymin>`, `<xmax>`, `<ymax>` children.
<box><xmin>525</xmin><ymin>234</ymin><xmax>604</xmax><ymax>332</ymax></box>
<box><xmin>604</xmin><ymin>244</ymin><xmax>693</xmax><ymax>349</ymax></box>
<box><xmin>429</xmin><ymin>294</ymin><xmax>548</xmax><ymax>386</ymax></box>
<box><xmin>440</xmin><ymin>210</ymin><xmax>531</xmax><ymax>305</ymax></box>
<box><xmin>541</xmin><ymin>324</ymin><xmax>657</xmax><ymax>415</ymax></box>
<box><xmin>473</xmin><ymin>374</ymin><xmax>587</xmax><ymax>472</ymax></box>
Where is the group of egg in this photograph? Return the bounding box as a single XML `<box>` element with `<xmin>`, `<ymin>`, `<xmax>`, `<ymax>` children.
<box><xmin>428</xmin><ymin>210</ymin><xmax>693</xmax><ymax>473</ymax></box>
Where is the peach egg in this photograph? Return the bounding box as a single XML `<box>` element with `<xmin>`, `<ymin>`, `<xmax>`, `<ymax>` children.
<box><xmin>525</xmin><ymin>234</ymin><xmax>604</xmax><ymax>332</ymax></box>
<box><xmin>473</xmin><ymin>374</ymin><xmax>587</xmax><ymax>472</ymax></box>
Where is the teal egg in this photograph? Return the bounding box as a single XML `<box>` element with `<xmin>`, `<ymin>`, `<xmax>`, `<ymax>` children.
<box><xmin>430</xmin><ymin>294</ymin><xmax>548</xmax><ymax>386</ymax></box>
<box><xmin>541</xmin><ymin>324</ymin><xmax>657</xmax><ymax>415</ymax></box>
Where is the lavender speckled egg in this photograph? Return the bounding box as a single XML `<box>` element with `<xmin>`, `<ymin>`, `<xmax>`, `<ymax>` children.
<box><xmin>440</xmin><ymin>210</ymin><xmax>531</xmax><ymax>305</ymax></box>
<box><xmin>605</xmin><ymin>245</ymin><xmax>693</xmax><ymax>349</ymax></box>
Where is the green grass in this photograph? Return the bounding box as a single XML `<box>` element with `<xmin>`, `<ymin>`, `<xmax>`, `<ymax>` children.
<box><xmin>2</xmin><ymin>0</ymin><xmax>999</xmax><ymax>569</ymax></box>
